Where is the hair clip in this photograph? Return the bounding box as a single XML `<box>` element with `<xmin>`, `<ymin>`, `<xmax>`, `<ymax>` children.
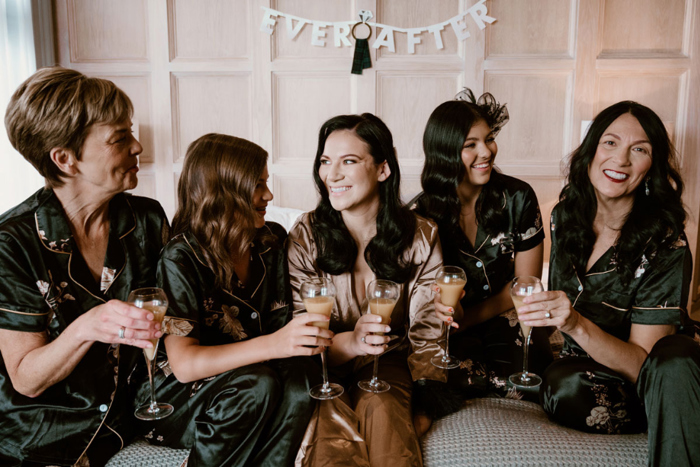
<box><xmin>455</xmin><ymin>88</ymin><xmax>510</xmax><ymax>137</ymax></box>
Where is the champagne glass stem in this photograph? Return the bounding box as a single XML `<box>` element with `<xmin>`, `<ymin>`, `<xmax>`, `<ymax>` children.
<box><xmin>370</xmin><ymin>355</ymin><xmax>380</xmax><ymax>386</ymax></box>
<box><xmin>443</xmin><ymin>322</ymin><xmax>451</xmax><ymax>362</ymax></box>
<box><xmin>320</xmin><ymin>348</ymin><xmax>331</xmax><ymax>393</ymax></box>
<box><xmin>521</xmin><ymin>330</ymin><xmax>532</xmax><ymax>381</ymax></box>
<box><xmin>145</xmin><ymin>345</ymin><xmax>158</xmax><ymax>411</ymax></box>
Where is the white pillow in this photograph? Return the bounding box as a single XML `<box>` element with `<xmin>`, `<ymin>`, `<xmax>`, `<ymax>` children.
<box><xmin>266</xmin><ymin>205</ymin><xmax>305</xmax><ymax>233</ymax></box>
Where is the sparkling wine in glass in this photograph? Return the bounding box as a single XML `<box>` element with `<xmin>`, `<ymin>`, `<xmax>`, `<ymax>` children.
<box><xmin>358</xmin><ymin>279</ymin><xmax>400</xmax><ymax>394</ymax></box>
<box><xmin>509</xmin><ymin>276</ymin><xmax>544</xmax><ymax>388</ymax></box>
<box><xmin>302</xmin><ymin>278</ymin><xmax>344</xmax><ymax>400</ymax></box>
<box><xmin>431</xmin><ymin>266</ymin><xmax>466</xmax><ymax>369</ymax></box>
<box><xmin>130</xmin><ymin>287</ymin><xmax>174</xmax><ymax>421</ymax></box>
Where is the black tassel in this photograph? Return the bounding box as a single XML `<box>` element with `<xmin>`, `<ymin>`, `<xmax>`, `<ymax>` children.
<box><xmin>351</xmin><ymin>38</ymin><xmax>372</xmax><ymax>75</ymax></box>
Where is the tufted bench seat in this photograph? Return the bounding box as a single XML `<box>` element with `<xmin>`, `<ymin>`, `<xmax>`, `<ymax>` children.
<box><xmin>107</xmin><ymin>396</ymin><xmax>647</xmax><ymax>466</ymax></box>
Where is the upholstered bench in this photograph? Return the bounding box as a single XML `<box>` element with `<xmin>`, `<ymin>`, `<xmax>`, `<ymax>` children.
<box><xmin>107</xmin><ymin>397</ymin><xmax>647</xmax><ymax>466</ymax></box>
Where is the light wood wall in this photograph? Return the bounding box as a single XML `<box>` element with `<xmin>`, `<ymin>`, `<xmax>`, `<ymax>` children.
<box><xmin>53</xmin><ymin>0</ymin><xmax>700</xmax><ymax>312</ymax></box>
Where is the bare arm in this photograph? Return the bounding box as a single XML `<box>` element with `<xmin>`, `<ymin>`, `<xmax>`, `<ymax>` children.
<box><xmin>520</xmin><ymin>291</ymin><xmax>674</xmax><ymax>382</ymax></box>
<box><xmin>164</xmin><ymin>312</ymin><xmax>334</xmax><ymax>383</ymax></box>
<box><xmin>0</xmin><ymin>300</ymin><xmax>161</xmax><ymax>397</ymax></box>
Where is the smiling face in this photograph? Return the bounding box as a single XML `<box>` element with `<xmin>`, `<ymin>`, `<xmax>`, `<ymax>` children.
<box><xmin>73</xmin><ymin>120</ymin><xmax>142</xmax><ymax>195</ymax></box>
<box><xmin>459</xmin><ymin>119</ymin><xmax>497</xmax><ymax>190</ymax></box>
<box><xmin>318</xmin><ymin>129</ymin><xmax>389</xmax><ymax>216</ymax></box>
<box><xmin>588</xmin><ymin>113</ymin><xmax>652</xmax><ymax>205</ymax></box>
<box><xmin>252</xmin><ymin>165</ymin><xmax>273</xmax><ymax>228</ymax></box>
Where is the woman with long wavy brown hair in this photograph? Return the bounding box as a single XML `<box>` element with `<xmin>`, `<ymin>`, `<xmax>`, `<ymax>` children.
<box><xmin>135</xmin><ymin>133</ymin><xmax>331</xmax><ymax>467</ymax></box>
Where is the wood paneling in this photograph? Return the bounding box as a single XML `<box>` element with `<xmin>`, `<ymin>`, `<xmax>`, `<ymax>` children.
<box><xmin>273</xmin><ymin>73</ymin><xmax>351</xmax><ymax>161</ymax></box>
<box><xmin>168</xmin><ymin>0</ymin><xmax>249</xmax><ymax>60</ymax></box>
<box><xmin>487</xmin><ymin>0</ymin><xmax>574</xmax><ymax>57</ymax></box>
<box><xmin>171</xmin><ymin>73</ymin><xmax>252</xmax><ymax>162</ymax></box>
<box><xmin>377</xmin><ymin>0</ymin><xmax>460</xmax><ymax>57</ymax></box>
<box><xmin>486</xmin><ymin>72</ymin><xmax>572</xmax><ymax>166</ymax></box>
<box><xmin>601</xmin><ymin>0</ymin><xmax>687</xmax><ymax>55</ymax></box>
<box><xmin>273</xmin><ymin>174</ymin><xmax>319</xmax><ymax>210</ymax></box>
<box><xmin>68</xmin><ymin>0</ymin><xmax>148</xmax><ymax>62</ymax></box>
<box><xmin>377</xmin><ymin>72</ymin><xmax>460</xmax><ymax>161</ymax></box>
<box><xmin>272</xmin><ymin>0</ymin><xmax>352</xmax><ymax>59</ymax></box>
<box><xmin>597</xmin><ymin>74</ymin><xmax>682</xmax><ymax>122</ymax></box>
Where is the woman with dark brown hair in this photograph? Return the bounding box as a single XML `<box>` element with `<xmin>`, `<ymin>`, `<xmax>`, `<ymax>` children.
<box><xmin>137</xmin><ymin>133</ymin><xmax>330</xmax><ymax>466</ymax></box>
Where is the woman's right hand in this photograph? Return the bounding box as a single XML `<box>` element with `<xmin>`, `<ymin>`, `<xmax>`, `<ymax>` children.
<box><xmin>271</xmin><ymin>313</ymin><xmax>335</xmax><ymax>358</ymax></box>
<box><xmin>79</xmin><ymin>299</ymin><xmax>162</xmax><ymax>349</ymax></box>
<box><xmin>351</xmin><ymin>313</ymin><xmax>392</xmax><ymax>356</ymax></box>
<box><xmin>433</xmin><ymin>285</ymin><xmax>465</xmax><ymax>329</ymax></box>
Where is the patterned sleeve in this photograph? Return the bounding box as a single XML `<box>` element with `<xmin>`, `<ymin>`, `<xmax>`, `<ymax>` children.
<box><xmin>157</xmin><ymin>245</ymin><xmax>200</xmax><ymax>339</ymax></box>
<box><xmin>514</xmin><ymin>184</ymin><xmax>545</xmax><ymax>252</ymax></box>
<box><xmin>0</xmin><ymin>234</ymin><xmax>50</xmax><ymax>332</ymax></box>
<box><xmin>631</xmin><ymin>237</ymin><xmax>692</xmax><ymax>326</ymax></box>
<box><xmin>406</xmin><ymin>219</ymin><xmax>448</xmax><ymax>383</ymax></box>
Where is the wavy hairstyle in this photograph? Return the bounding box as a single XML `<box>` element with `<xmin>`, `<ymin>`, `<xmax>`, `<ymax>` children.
<box><xmin>172</xmin><ymin>133</ymin><xmax>273</xmax><ymax>289</ymax></box>
<box><xmin>557</xmin><ymin>101</ymin><xmax>685</xmax><ymax>283</ymax></box>
<box><xmin>415</xmin><ymin>99</ymin><xmax>508</xmax><ymax>255</ymax></box>
<box><xmin>311</xmin><ymin>113</ymin><xmax>416</xmax><ymax>283</ymax></box>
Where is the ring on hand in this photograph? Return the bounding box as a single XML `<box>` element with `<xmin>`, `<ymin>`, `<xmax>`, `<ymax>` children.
<box><xmin>118</xmin><ymin>326</ymin><xmax>126</xmax><ymax>339</ymax></box>
<box><xmin>361</xmin><ymin>336</ymin><xmax>367</xmax><ymax>344</ymax></box>
<box><xmin>544</xmin><ymin>312</ymin><xmax>551</xmax><ymax>319</ymax></box>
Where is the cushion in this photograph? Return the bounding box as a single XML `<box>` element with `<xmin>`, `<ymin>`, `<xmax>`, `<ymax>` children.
<box><xmin>421</xmin><ymin>398</ymin><xmax>647</xmax><ymax>467</ymax></box>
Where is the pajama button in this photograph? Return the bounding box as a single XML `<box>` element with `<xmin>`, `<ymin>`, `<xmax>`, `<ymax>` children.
<box><xmin>483</xmin><ymin>285</ymin><xmax>489</xmax><ymax>290</ymax></box>
<box><xmin>476</xmin><ymin>261</ymin><xmax>483</xmax><ymax>268</ymax></box>
<box><xmin>251</xmin><ymin>312</ymin><xmax>258</xmax><ymax>319</ymax></box>
<box><xmin>99</xmin><ymin>404</ymin><xmax>108</xmax><ymax>413</ymax></box>
<box><xmin>578</xmin><ymin>285</ymin><xmax>583</xmax><ymax>292</ymax></box>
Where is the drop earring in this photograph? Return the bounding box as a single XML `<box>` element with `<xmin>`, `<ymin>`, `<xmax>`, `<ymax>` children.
<box><xmin>645</xmin><ymin>178</ymin><xmax>650</xmax><ymax>196</ymax></box>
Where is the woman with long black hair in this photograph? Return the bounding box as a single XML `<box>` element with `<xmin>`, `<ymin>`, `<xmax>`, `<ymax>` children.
<box><xmin>289</xmin><ymin>113</ymin><xmax>444</xmax><ymax>467</ymax></box>
<box><xmin>517</xmin><ymin>101</ymin><xmax>700</xmax><ymax>466</ymax></box>
<box><xmin>411</xmin><ymin>90</ymin><xmax>552</xmax><ymax>433</ymax></box>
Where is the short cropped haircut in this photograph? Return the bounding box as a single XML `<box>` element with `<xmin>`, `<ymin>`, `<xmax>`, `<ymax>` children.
<box><xmin>4</xmin><ymin>67</ymin><xmax>133</xmax><ymax>186</ymax></box>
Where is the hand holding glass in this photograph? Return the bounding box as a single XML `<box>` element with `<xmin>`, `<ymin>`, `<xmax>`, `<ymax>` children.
<box><xmin>509</xmin><ymin>276</ymin><xmax>544</xmax><ymax>388</ymax></box>
<box><xmin>302</xmin><ymin>278</ymin><xmax>344</xmax><ymax>400</ymax></box>
<box><xmin>431</xmin><ymin>266</ymin><xmax>466</xmax><ymax>369</ymax></box>
<box><xmin>129</xmin><ymin>287</ymin><xmax>174</xmax><ymax>421</ymax></box>
<box><xmin>358</xmin><ymin>279</ymin><xmax>400</xmax><ymax>393</ymax></box>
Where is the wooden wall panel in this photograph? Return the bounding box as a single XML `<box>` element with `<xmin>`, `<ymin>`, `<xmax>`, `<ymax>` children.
<box><xmin>171</xmin><ymin>73</ymin><xmax>252</xmax><ymax>162</ymax></box>
<box><xmin>273</xmin><ymin>175</ymin><xmax>319</xmax><ymax>210</ymax></box>
<box><xmin>273</xmin><ymin>73</ymin><xmax>351</xmax><ymax>161</ymax></box>
<box><xmin>518</xmin><ymin>177</ymin><xmax>564</xmax><ymax>266</ymax></box>
<box><xmin>597</xmin><ymin>74</ymin><xmax>681</xmax><ymax>122</ymax></box>
<box><xmin>97</xmin><ymin>74</ymin><xmax>154</xmax><ymax>163</ymax></box>
<box><xmin>377</xmin><ymin>73</ymin><xmax>460</xmax><ymax>161</ymax></box>
<box><xmin>130</xmin><ymin>173</ymin><xmax>156</xmax><ymax>199</ymax></box>
<box><xmin>601</xmin><ymin>0</ymin><xmax>687</xmax><ymax>55</ymax></box>
<box><xmin>68</xmin><ymin>0</ymin><xmax>148</xmax><ymax>62</ymax></box>
<box><xmin>168</xmin><ymin>0</ymin><xmax>249</xmax><ymax>60</ymax></box>
<box><xmin>272</xmin><ymin>0</ymin><xmax>352</xmax><ymax>59</ymax></box>
<box><xmin>487</xmin><ymin>0</ymin><xmax>574</xmax><ymax>57</ymax></box>
<box><xmin>485</xmin><ymin>72</ymin><xmax>572</xmax><ymax>169</ymax></box>
<box><xmin>377</xmin><ymin>0</ymin><xmax>460</xmax><ymax>57</ymax></box>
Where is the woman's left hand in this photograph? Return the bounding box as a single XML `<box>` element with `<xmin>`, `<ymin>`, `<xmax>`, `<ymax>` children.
<box><xmin>518</xmin><ymin>290</ymin><xmax>581</xmax><ymax>334</ymax></box>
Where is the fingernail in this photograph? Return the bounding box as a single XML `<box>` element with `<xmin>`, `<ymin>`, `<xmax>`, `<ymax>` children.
<box><xmin>377</xmin><ymin>317</ymin><xmax>382</xmax><ymax>322</ymax></box>
<box><xmin>447</xmin><ymin>317</ymin><xmax>453</xmax><ymax>323</ymax></box>
<box><xmin>453</xmin><ymin>323</ymin><xmax>459</xmax><ymax>329</ymax></box>
<box><xmin>155</xmin><ymin>331</ymin><xmax>162</xmax><ymax>338</ymax></box>
<box><xmin>448</xmin><ymin>307</ymin><xmax>454</xmax><ymax>313</ymax></box>
<box><xmin>385</xmin><ymin>326</ymin><xmax>391</xmax><ymax>332</ymax></box>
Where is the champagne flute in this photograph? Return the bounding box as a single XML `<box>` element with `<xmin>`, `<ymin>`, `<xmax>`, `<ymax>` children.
<box><xmin>130</xmin><ymin>287</ymin><xmax>174</xmax><ymax>421</ymax></box>
<box><xmin>431</xmin><ymin>266</ymin><xmax>466</xmax><ymax>369</ymax></box>
<box><xmin>358</xmin><ymin>279</ymin><xmax>400</xmax><ymax>394</ymax></box>
<box><xmin>509</xmin><ymin>276</ymin><xmax>544</xmax><ymax>388</ymax></box>
<box><xmin>302</xmin><ymin>278</ymin><xmax>344</xmax><ymax>400</ymax></box>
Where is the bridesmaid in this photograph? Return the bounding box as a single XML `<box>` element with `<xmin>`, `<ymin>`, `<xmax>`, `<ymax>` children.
<box><xmin>288</xmin><ymin>113</ymin><xmax>444</xmax><ymax>467</ymax></box>
<box><xmin>518</xmin><ymin>101</ymin><xmax>700</xmax><ymax>466</ymax></box>
<box><xmin>412</xmin><ymin>90</ymin><xmax>552</xmax><ymax>432</ymax></box>
<box><xmin>137</xmin><ymin>134</ymin><xmax>331</xmax><ymax>466</ymax></box>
